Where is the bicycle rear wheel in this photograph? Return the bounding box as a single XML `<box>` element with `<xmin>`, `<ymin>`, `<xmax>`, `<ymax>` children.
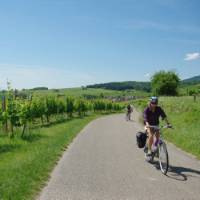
<box><xmin>158</xmin><ymin>142</ymin><xmax>169</xmax><ymax>175</ymax></box>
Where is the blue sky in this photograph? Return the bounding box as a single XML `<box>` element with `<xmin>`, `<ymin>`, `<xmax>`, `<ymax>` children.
<box><xmin>0</xmin><ymin>0</ymin><xmax>200</xmax><ymax>89</ymax></box>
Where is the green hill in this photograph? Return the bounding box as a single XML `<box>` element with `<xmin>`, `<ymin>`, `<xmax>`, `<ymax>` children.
<box><xmin>87</xmin><ymin>81</ymin><xmax>151</xmax><ymax>92</ymax></box>
<box><xmin>182</xmin><ymin>75</ymin><xmax>200</xmax><ymax>85</ymax></box>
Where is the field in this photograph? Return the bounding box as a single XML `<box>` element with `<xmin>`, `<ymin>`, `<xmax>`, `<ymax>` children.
<box><xmin>20</xmin><ymin>87</ymin><xmax>149</xmax><ymax>99</ymax></box>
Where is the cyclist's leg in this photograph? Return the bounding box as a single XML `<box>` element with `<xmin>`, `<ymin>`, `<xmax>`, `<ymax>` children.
<box><xmin>147</xmin><ymin>128</ymin><xmax>153</xmax><ymax>155</ymax></box>
<box><xmin>155</xmin><ymin>131</ymin><xmax>160</xmax><ymax>146</ymax></box>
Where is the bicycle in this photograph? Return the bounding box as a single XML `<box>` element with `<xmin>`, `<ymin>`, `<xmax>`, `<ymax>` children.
<box><xmin>144</xmin><ymin>125</ymin><xmax>173</xmax><ymax>175</ymax></box>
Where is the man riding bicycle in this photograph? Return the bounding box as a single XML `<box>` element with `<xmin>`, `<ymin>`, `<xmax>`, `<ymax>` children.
<box><xmin>143</xmin><ymin>97</ymin><xmax>170</xmax><ymax>158</ymax></box>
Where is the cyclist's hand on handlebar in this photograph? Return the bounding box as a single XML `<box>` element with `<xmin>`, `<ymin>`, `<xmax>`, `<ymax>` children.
<box><xmin>167</xmin><ymin>124</ymin><xmax>173</xmax><ymax>129</ymax></box>
<box><xmin>145</xmin><ymin>124</ymin><xmax>150</xmax><ymax>129</ymax></box>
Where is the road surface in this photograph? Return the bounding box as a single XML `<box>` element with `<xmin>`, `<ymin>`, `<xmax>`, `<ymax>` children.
<box><xmin>37</xmin><ymin>111</ymin><xmax>200</xmax><ymax>200</ymax></box>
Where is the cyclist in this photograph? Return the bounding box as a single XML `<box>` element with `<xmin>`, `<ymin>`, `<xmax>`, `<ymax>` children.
<box><xmin>143</xmin><ymin>97</ymin><xmax>170</xmax><ymax>158</ymax></box>
<box><xmin>126</xmin><ymin>104</ymin><xmax>133</xmax><ymax>120</ymax></box>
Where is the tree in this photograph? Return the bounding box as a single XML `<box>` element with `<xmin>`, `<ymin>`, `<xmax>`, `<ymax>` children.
<box><xmin>151</xmin><ymin>71</ymin><xmax>180</xmax><ymax>96</ymax></box>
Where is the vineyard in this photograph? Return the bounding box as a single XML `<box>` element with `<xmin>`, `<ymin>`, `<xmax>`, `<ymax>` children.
<box><xmin>0</xmin><ymin>86</ymin><xmax>124</xmax><ymax>200</ymax></box>
<box><xmin>0</xmin><ymin>86</ymin><xmax>123</xmax><ymax>139</ymax></box>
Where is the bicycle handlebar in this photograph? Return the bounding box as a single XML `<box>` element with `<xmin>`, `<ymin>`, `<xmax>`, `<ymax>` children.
<box><xmin>146</xmin><ymin>124</ymin><xmax>173</xmax><ymax>130</ymax></box>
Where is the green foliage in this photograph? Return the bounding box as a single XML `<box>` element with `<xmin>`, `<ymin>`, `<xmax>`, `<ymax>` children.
<box><xmin>30</xmin><ymin>98</ymin><xmax>45</xmax><ymax>119</ymax></box>
<box><xmin>112</xmin><ymin>103</ymin><xmax>122</xmax><ymax>111</ymax></box>
<box><xmin>188</xmin><ymin>89</ymin><xmax>198</xmax><ymax>96</ymax></box>
<box><xmin>75</xmin><ymin>99</ymin><xmax>88</xmax><ymax>116</ymax></box>
<box><xmin>45</xmin><ymin>96</ymin><xmax>57</xmax><ymax>122</ymax></box>
<box><xmin>6</xmin><ymin>87</ymin><xmax>21</xmax><ymax>135</ymax></box>
<box><xmin>66</xmin><ymin>97</ymin><xmax>75</xmax><ymax>117</ymax></box>
<box><xmin>151</xmin><ymin>71</ymin><xmax>180</xmax><ymax>95</ymax></box>
<box><xmin>56</xmin><ymin>98</ymin><xmax>66</xmax><ymax>115</ymax></box>
<box><xmin>0</xmin><ymin>92</ymin><xmax>123</xmax><ymax>137</ymax></box>
<box><xmin>106</xmin><ymin>102</ymin><xmax>113</xmax><ymax>111</ymax></box>
<box><xmin>93</xmin><ymin>100</ymin><xmax>106</xmax><ymax>112</ymax></box>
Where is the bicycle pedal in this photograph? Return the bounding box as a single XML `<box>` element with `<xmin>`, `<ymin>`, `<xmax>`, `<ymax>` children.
<box><xmin>144</xmin><ymin>147</ymin><xmax>148</xmax><ymax>153</ymax></box>
<box><xmin>145</xmin><ymin>156</ymin><xmax>153</xmax><ymax>163</ymax></box>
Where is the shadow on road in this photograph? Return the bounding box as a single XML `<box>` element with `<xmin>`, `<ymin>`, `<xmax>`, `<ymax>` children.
<box><xmin>152</xmin><ymin>161</ymin><xmax>200</xmax><ymax>181</ymax></box>
<box><xmin>126</xmin><ymin>119</ymin><xmax>135</xmax><ymax>122</ymax></box>
<box><xmin>167</xmin><ymin>165</ymin><xmax>200</xmax><ymax>181</ymax></box>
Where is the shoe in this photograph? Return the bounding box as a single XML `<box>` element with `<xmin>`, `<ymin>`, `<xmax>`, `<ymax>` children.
<box><xmin>145</xmin><ymin>153</ymin><xmax>152</xmax><ymax>162</ymax></box>
<box><xmin>144</xmin><ymin>146</ymin><xmax>148</xmax><ymax>153</ymax></box>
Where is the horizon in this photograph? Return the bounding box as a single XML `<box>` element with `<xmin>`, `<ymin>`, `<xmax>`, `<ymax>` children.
<box><xmin>0</xmin><ymin>0</ymin><xmax>200</xmax><ymax>89</ymax></box>
<box><xmin>1</xmin><ymin>73</ymin><xmax>199</xmax><ymax>91</ymax></box>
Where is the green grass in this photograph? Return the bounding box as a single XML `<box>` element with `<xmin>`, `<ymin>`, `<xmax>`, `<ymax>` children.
<box><xmin>159</xmin><ymin>96</ymin><xmax>200</xmax><ymax>159</ymax></box>
<box><xmin>133</xmin><ymin>96</ymin><xmax>200</xmax><ymax>159</ymax></box>
<box><xmin>0</xmin><ymin>114</ymin><xmax>101</xmax><ymax>200</ymax></box>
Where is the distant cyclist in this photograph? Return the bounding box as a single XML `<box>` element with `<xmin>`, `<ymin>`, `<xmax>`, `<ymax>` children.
<box><xmin>143</xmin><ymin>97</ymin><xmax>170</xmax><ymax>157</ymax></box>
<box><xmin>126</xmin><ymin>104</ymin><xmax>133</xmax><ymax>121</ymax></box>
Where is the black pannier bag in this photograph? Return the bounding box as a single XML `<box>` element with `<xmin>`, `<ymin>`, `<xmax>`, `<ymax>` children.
<box><xmin>136</xmin><ymin>131</ymin><xmax>147</xmax><ymax>148</ymax></box>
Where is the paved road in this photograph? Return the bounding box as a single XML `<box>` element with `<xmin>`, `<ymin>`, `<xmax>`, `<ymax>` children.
<box><xmin>37</xmin><ymin>111</ymin><xmax>200</xmax><ymax>200</ymax></box>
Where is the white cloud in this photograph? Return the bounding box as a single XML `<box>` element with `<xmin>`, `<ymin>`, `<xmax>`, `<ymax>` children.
<box><xmin>144</xmin><ymin>73</ymin><xmax>151</xmax><ymax>81</ymax></box>
<box><xmin>144</xmin><ymin>73</ymin><xmax>150</xmax><ymax>77</ymax></box>
<box><xmin>0</xmin><ymin>64</ymin><xmax>96</xmax><ymax>90</ymax></box>
<box><xmin>184</xmin><ymin>52</ymin><xmax>200</xmax><ymax>61</ymax></box>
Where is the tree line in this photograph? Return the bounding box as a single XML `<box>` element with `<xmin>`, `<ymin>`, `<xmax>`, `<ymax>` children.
<box><xmin>87</xmin><ymin>81</ymin><xmax>151</xmax><ymax>92</ymax></box>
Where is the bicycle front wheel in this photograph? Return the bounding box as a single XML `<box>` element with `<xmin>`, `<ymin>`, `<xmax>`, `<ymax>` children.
<box><xmin>158</xmin><ymin>142</ymin><xmax>169</xmax><ymax>175</ymax></box>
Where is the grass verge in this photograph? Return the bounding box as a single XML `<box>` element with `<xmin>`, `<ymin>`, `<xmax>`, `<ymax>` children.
<box><xmin>0</xmin><ymin>114</ymin><xmax>101</xmax><ymax>200</ymax></box>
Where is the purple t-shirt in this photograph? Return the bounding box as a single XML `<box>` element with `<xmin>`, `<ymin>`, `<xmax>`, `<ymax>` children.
<box><xmin>143</xmin><ymin>106</ymin><xmax>166</xmax><ymax>125</ymax></box>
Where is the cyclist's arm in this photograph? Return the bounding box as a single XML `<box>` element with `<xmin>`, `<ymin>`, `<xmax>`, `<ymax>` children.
<box><xmin>159</xmin><ymin>107</ymin><xmax>170</xmax><ymax>125</ymax></box>
<box><xmin>164</xmin><ymin>117</ymin><xmax>170</xmax><ymax>125</ymax></box>
<box><xmin>143</xmin><ymin>109</ymin><xmax>150</xmax><ymax>127</ymax></box>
